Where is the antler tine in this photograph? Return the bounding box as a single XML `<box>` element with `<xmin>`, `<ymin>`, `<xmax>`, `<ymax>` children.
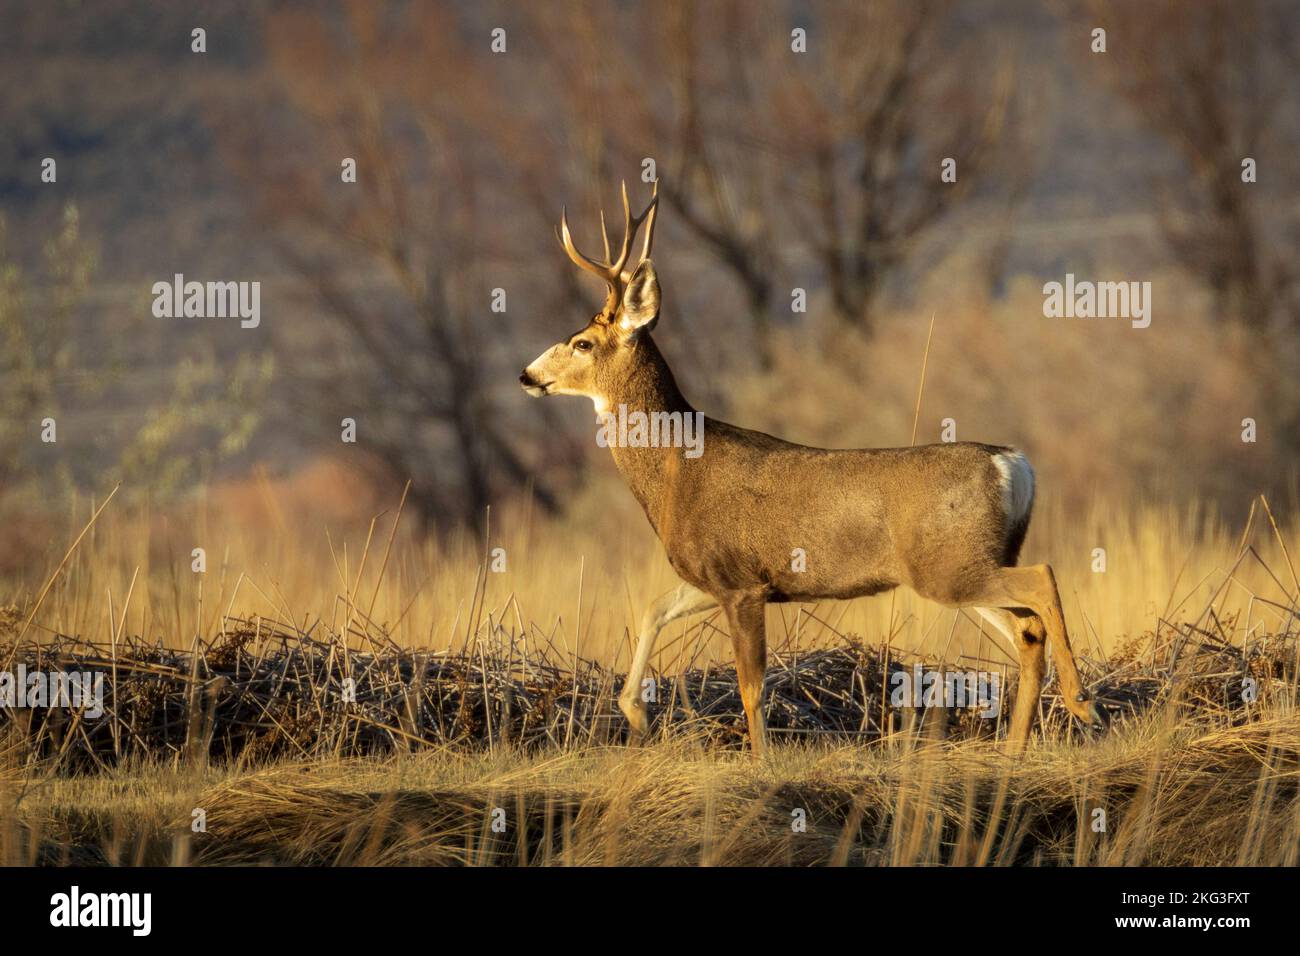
<box><xmin>607</xmin><ymin>181</ymin><xmax>633</xmax><ymax>276</ymax></box>
<box><xmin>599</xmin><ymin>209</ymin><xmax>612</xmax><ymax>265</ymax></box>
<box><xmin>560</xmin><ymin>205</ymin><xmax>618</xmax><ymax>288</ymax></box>
<box><xmin>617</xmin><ymin>182</ymin><xmax>659</xmax><ymax>282</ymax></box>
<box><xmin>611</xmin><ymin>179</ymin><xmax>659</xmax><ymax>277</ymax></box>
<box><xmin>639</xmin><ymin>179</ymin><xmax>660</xmax><ymax>264</ymax></box>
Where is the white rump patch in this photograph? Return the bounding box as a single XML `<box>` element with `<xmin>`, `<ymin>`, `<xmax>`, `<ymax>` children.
<box><xmin>991</xmin><ymin>450</ymin><xmax>1035</xmax><ymax>527</ymax></box>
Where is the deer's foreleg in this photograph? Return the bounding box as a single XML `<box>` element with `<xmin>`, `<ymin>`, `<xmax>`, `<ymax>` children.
<box><xmin>723</xmin><ymin>593</ymin><xmax>769</xmax><ymax>757</ymax></box>
<box><xmin>619</xmin><ymin>583</ymin><xmax>715</xmax><ymax>743</ymax></box>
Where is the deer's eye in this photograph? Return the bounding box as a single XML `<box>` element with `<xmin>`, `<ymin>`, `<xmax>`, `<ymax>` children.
<box><xmin>573</xmin><ymin>339</ymin><xmax>593</xmax><ymax>353</ymax></box>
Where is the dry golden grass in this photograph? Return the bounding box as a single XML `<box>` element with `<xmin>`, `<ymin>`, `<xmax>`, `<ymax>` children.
<box><xmin>3</xmin><ymin>473</ymin><xmax>1297</xmax><ymax>685</ymax></box>
<box><xmin>5</xmin><ymin>706</ymin><xmax>1299</xmax><ymax>866</ymax></box>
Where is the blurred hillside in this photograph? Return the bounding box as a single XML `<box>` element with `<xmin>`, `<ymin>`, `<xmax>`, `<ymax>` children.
<box><xmin>2</xmin><ymin>0</ymin><xmax>1299</xmax><ymax>543</ymax></box>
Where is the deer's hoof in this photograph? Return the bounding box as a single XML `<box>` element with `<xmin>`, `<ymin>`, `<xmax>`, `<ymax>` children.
<box><xmin>1083</xmin><ymin>700</ymin><xmax>1108</xmax><ymax>734</ymax></box>
<box><xmin>618</xmin><ymin>697</ymin><xmax>649</xmax><ymax>744</ymax></box>
<box><xmin>1068</xmin><ymin>691</ymin><xmax>1107</xmax><ymax>732</ymax></box>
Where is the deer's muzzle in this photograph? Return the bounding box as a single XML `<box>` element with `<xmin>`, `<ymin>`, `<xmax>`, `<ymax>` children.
<box><xmin>519</xmin><ymin>369</ymin><xmax>551</xmax><ymax>397</ymax></box>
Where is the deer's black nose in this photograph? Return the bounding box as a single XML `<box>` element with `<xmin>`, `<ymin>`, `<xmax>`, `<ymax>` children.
<box><xmin>519</xmin><ymin>370</ymin><xmax>535</xmax><ymax>387</ymax></box>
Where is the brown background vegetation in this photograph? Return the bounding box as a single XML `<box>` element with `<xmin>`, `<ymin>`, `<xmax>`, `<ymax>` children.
<box><xmin>2</xmin><ymin>0</ymin><xmax>1299</xmax><ymax>554</ymax></box>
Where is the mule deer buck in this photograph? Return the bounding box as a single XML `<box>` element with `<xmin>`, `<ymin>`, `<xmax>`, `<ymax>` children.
<box><xmin>520</xmin><ymin>179</ymin><xmax>1105</xmax><ymax>755</ymax></box>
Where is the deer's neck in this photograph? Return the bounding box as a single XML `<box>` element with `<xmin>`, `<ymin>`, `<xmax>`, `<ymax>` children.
<box><xmin>598</xmin><ymin>336</ymin><xmax>698</xmax><ymax>534</ymax></box>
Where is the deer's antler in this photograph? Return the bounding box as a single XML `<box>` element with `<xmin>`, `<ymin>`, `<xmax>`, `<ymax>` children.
<box><xmin>559</xmin><ymin>179</ymin><xmax>659</xmax><ymax>315</ymax></box>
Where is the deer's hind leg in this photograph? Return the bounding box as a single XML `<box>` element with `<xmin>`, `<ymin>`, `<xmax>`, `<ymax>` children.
<box><xmin>619</xmin><ymin>583</ymin><xmax>716</xmax><ymax>743</ymax></box>
<box><xmin>976</xmin><ymin>607</ymin><xmax>1046</xmax><ymax>751</ymax></box>
<box><xmin>963</xmin><ymin>565</ymin><xmax>1104</xmax><ymax>732</ymax></box>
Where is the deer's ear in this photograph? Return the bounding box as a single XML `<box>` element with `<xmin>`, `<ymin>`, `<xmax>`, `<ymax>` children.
<box><xmin>618</xmin><ymin>259</ymin><xmax>660</xmax><ymax>335</ymax></box>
